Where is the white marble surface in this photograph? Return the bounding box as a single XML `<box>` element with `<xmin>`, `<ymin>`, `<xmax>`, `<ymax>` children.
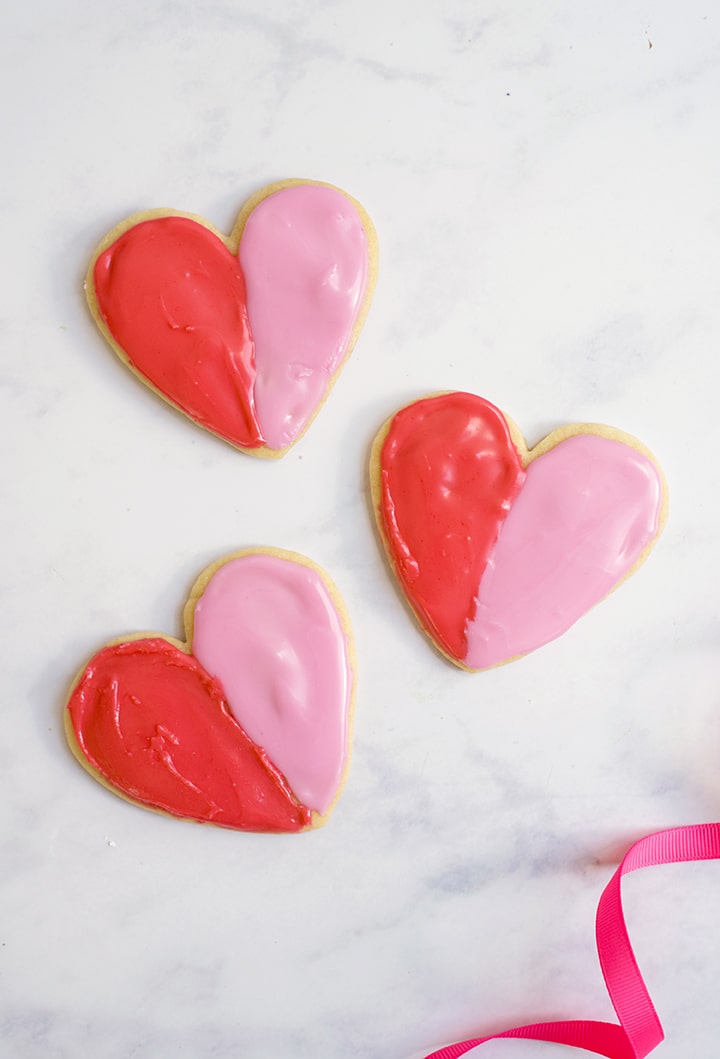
<box><xmin>4</xmin><ymin>1</ymin><xmax>720</xmax><ymax>1056</ymax></box>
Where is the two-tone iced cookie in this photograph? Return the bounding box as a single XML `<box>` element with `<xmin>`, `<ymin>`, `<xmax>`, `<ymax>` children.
<box><xmin>86</xmin><ymin>179</ymin><xmax>377</xmax><ymax>456</ymax></box>
<box><xmin>371</xmin><ymin>391</ymin><xmax>667</xmax><ymax>671</ymax></box>
<box><xmin>65</xmin><ymin>550</ymin><xmax>355</xmax><ymax>831</ymax></box>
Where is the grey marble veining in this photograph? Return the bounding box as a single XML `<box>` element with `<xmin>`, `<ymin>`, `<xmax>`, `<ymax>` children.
<box><xmin>3</xmin><ymin>1</ymin><xmax>720</xmax><ymax>1056</ymax></box>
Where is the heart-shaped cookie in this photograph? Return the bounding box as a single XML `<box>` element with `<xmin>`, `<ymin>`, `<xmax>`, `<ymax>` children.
<box><xmin>65</xmin><ymin>550</ymin><xmax>355</xmax><ymax>831</ymax></box>
<box><xmin>86</xmin><ymin>180</ymin><xmax>377</xmax><ymax>455</ymax></box>
<box><xmin>371</xmin><ymin>392</ymin><xmax>668</xmax><ymax>671</ymax></box>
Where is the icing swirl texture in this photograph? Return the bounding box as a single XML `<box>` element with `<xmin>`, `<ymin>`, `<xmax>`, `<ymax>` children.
<box><xmin>67</xmin><ymin>638</ymin><xmax>311</xmax><ymax>832</ymax></box>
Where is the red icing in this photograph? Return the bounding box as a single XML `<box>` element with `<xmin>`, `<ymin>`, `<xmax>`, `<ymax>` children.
<box><xmin>93</xmin><ymin>217</ymin><xmax>264</xmax><ymax>449</ymax></box>
<box><xmin>378</xmin><ymin>393</ymin><xmax>526</xmax><ymax>661</ymax></box>
<box><xmin>67</xmin><ymin>638</ymin><xmax>311</xmax><ymax>832</ymax></box>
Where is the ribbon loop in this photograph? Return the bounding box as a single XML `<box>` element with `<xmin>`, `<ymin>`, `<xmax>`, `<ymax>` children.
<box><xmin>424</xmin><ymin>823</ymin><xmax>720</xmax><ymax>1058</ymax></box>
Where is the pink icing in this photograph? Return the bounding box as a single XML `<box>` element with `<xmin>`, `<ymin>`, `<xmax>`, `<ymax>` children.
<box><xmin>192</xmin><ymin>554</ymin><xmax>353</xmax><ymax>814</ymax></box>
<box><xmin>464</xmin><ymin>434</ymin><xmax>664</xmax><ymax>669</ymax></box>
<box><xmin>239</xmin><ymin>184</ymin><xmax>369</xmax><ymax>450</ymax></box>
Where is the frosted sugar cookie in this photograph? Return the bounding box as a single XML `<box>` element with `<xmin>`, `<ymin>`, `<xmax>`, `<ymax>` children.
<box><xmin>65</xmin><ymin>550</ymin><xmax>355</xmax><ymax>831</ymax></box>
<box><xmin>371</xmin><ymin>392</ymin><xmax>667</xmax><ymax>671</ymax></box>
<box><xmin>87</xmin><ymin>180</ymin><xmax>377</xmax><ymax>455</ymax></box>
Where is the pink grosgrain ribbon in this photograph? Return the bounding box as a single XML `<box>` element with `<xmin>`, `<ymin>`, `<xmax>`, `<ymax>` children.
<box><xmin>424</xmin><ymin>823</ymin><xmax>720</xmax><ymax>1058</ymax></box>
